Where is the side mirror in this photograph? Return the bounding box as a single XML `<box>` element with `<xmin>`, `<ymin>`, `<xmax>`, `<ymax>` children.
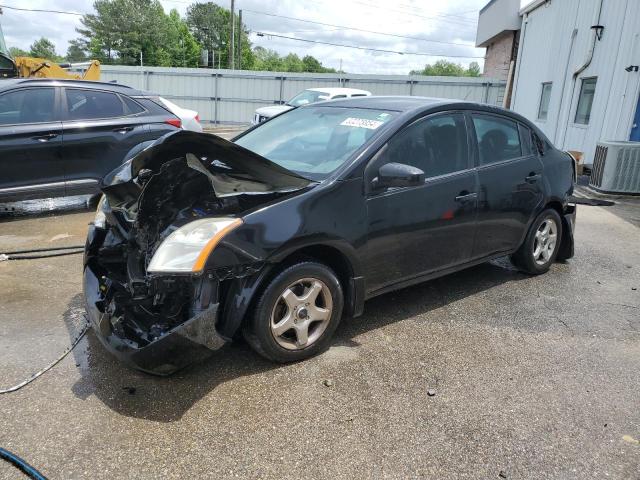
<box><xmin>373</xmin><ymin>162</ymin><xmax>425</xmax><ymax>189</ymax></box>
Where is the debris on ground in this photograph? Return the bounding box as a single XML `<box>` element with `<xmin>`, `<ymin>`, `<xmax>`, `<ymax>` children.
<box><xmin>427</xmin><ymin>389</ymin><xmax>436</xmax><ymax>397</ymax></box>
<box><xmin>323</xmin><ymin>379</ymin><xmax>334</xmax><ymax>387</ymax></box>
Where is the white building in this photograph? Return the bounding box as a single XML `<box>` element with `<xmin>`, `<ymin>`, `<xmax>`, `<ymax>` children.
<box><xmin>478</xmin><ymin>0</ymin><xmax>640</xmax><ymax>167</ymax></box>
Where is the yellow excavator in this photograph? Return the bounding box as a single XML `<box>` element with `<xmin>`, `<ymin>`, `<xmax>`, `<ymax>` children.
<box><xmin>9</xmin><ymin>56</ymin><xmax>101</xmax><ymax>80</ymax></box>
<box><xmin>0</xmin><ymin>23</ymin><xmax>100</xmax><ymax>80</ymax></box>
<box><xmin>0</xmin><ymin>52</ymin><xmax>101</xmax><ymax>81</ymax></box>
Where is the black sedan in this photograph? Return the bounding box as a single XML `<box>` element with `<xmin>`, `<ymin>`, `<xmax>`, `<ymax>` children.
<box><xmin>84</xmin><ymin>96</ymin><xmax>576</xmax><ymax>374</ymax></box>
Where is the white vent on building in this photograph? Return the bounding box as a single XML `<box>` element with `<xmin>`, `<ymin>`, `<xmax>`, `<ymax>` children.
<box><xmin>589</xmin><ymin>141</ymin><xmax>640</xmax><ymax>194</ymax></box>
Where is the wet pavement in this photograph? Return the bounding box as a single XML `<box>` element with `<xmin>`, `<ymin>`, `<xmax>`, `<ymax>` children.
<box><xmin>1</xmin><ymin>197</ymin><xmax>639</xmax><ymax>478</ymax></box>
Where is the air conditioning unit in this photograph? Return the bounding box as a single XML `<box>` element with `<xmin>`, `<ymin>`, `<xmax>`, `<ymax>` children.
<box><xmin>589</xmin><ymin>141</ymin><xmax>640</xmax><ymax>194</ymax></box>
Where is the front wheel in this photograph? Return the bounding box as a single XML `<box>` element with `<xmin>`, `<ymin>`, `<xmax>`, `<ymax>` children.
<box><xmin>511</xmin><ymin>208</ymin><xmax>563</xmax><ymax>275</ymax></box>
<box><xmin>243</xmin><ymin>261</ymin><xmax>344</xmax><ymax>363</ymax></box>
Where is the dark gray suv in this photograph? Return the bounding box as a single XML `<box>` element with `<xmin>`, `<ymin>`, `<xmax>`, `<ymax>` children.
<box><xmin>0</xmin><ymin>79</ymin><xmax>181</xmax><ymax>202</ymax></box>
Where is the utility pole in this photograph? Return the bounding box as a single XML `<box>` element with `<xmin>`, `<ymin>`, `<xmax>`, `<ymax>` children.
<box><xmin>237</xmin><ymin>9</ymin><xmax>242</xmax><ymax>70</ymax></box>
<box><xmin>229</xmin><ymin>0</ymin><xmax>235</xmax><ymax>69</ymax></box>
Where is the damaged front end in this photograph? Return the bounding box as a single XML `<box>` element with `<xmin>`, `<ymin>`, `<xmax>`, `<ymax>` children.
<box><xmin>83</xmin><ymin>131</ymin><xmax>310</xmax><ymax>374</ymax></box>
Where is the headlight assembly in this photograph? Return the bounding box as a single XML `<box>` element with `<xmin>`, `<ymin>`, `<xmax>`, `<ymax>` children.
<box><xmin>147</xmin><ymin>217</ymin><xmax>243</xmax><ymax>274</ymax></box>
<box><xmin>94</xmin><ymin>195</ymin><xmax>108</xmax><ymax>229</ymax></box>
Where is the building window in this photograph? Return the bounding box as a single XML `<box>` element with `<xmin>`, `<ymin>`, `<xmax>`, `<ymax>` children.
<box><xmin>537</xmin><ymin>82</ymin><xmax>552</xmax><ymax>121</ymax></box>
<box><xmin>574</xmin><ymin>77</ymin><xmax>597</xmax><ymax>125</ymax></box>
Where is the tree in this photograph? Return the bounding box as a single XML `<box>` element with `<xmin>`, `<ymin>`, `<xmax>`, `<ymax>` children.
<box><xmin>9</xmin><ymin>47</ymin><xmax>28</xmax><ymax>58</ymax></box>
<box><xmin>165</xmin><ymin>9</ymin><xmax>201</xmax><ymax>67</ymax></box>
<box><xmin>411</xmin><ymin>59</ymin><xmax>481</xmax><ymax>77</ymax></box>
<box><xmin>29</xmin><ymin>37</ymin><xmax>61</xmax><ymax>61</ymax></box>
<box><xmin>75</xmin><ymin>0</ymin><xmax>198</xmax><ymax>66</ymax></box>
<box><xmin>66</xmin><ymin>39</ymin><xmax>88</xmax><ymax>62</ymax></box>
<box><xmin>466</xmin><ymin>61</ymin><xmax>481</xmax><ymax>77</ymax></box>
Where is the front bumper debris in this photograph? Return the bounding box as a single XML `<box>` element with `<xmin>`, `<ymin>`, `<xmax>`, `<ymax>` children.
<box><xmin>83</xmin><ymin>258</ymin><xmax>226</xmax><ymax>375</ymax></box>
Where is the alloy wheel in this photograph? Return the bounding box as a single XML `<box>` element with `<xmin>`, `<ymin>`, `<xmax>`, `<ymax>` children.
<box><xmin>532</xmin><ymin>218</ymin><xmax>558</xmax><ymax>266</ymax></box>
<box><xmin>270</xmin><ymin>278</ymin><xmax>333</xmax><ymax>350</ymax></box>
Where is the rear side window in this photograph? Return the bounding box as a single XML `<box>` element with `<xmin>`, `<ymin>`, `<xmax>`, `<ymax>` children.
<box><xmin>384</xmin><ymin>113</ymin><xmax>469</xmax><ymax>178</ymax></box>
<box><xmin>65</xmin><ymin>89</ymin><xmax>124</xmax><ymax>120</ymax></box>
<box><xmin>472</xmin><ymin>115</ymin><xmax>522</xmax><ymax>165</ymax></box>
<box><xmin>122</xmin><ymin>96</ymin><xmax>145</xmax><ymax>115</ymax></box>
<box><xmin>0</xmin><ymin>88</ymin><xmax>56</xmax><ymax>125</ymax></box>
<box><xmin>351</xmin><ymin>94</ymin><xmax>368</xmax><ymax>97</ymax></box>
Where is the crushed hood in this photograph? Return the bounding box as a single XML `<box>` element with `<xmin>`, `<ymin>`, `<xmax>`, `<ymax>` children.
<box><xmin>105</xmin><ymin>130</ymin><xmax>309</xmax><ymax>191</ymax></box>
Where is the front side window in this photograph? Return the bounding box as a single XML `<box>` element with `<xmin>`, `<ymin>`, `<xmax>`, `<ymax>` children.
<box><xmin>574</xmin><ymin>77</ymin><xmax>597</xmax><ymax>125</ymax></box>
<box><xmin>538</xmin><ymin>82</ymin><xmax>552</xmax><ymax>120</ymax></box>
<box><xmin>382</xmin><ymin>113</ymin><xmax>470</xmax><ymax>178</ymax></box>
<box><xmin>235</xmin><ymin>106</ymin><xmax>396</xmax><ymax>180</ymax></box>
<box><xmin>472</xmin><ymin>114</ymin><xmax>522</xmax><ymax>165</ymax></box>
<box><xmin>65</xmin><ymin>89</ymin><xmax>124</xmax><ymax>120</ymax></box>
<box><xmin>0</xmin><ymin>87</ymin><xmax>56</xmax><ymax>125</ymax></box>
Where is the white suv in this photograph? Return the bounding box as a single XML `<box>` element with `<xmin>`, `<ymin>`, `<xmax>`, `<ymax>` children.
<box><xmin>252</xmin><ymin>87</ymin><xmax>371</xmax><ymax>124</ymax></box>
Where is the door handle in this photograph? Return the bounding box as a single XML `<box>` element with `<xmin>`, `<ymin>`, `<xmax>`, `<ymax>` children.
<box><xmin>32</xmin><ymin>133</ymin><xmax>58</xmax><ymax>142</ymax></box>
<box><xmin>525</xmin><ymin>173</ymin><xmax>542</xmax><ymax>183</ymax></box>
<box><xmin>113</xmin><ymin>126</ymin><xmax>134</xmax><ymax>134</ymax></box>
<box><xmin>455</xmin><ymin>192</ymin><xmax>478</xmax><ymax>202</ymax></box>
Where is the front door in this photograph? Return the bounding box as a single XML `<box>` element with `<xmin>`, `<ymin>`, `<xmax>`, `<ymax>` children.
<box><xmin>364</xmin><ymin>112</ymin><xmax>478</xmax><ymax>294</ymax></box>
<box><xmin>470</xmin><ymin>113</ymin><xmax>544</xmax><ymax>258</ymax></box>
<box><xmin>0</xmin><ymin>86</ymin><xmax>64</xmax><ymax>201</ymax></box>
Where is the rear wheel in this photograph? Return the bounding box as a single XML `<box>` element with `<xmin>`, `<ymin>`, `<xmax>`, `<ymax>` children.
<box><xmin>243</xmin><ymin>261</ymin><xmax>344</xmax><ymax>363</ymax></box>
<box><xmin>511</xmin><ymin>209</ymin><xmax>563</xmax><ymax>275</ymax></box>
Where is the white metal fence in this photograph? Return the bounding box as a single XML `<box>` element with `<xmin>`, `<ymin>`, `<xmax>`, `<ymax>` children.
<box><xmin>93</xmin><ymin>65</ymin><xmax>506</xmax><ymax>124</ymax></box>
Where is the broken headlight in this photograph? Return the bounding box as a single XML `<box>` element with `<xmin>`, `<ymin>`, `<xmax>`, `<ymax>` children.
<box><xmin>94</xmin><ymin>195</ymin><xmax>109</xmax><ymax>229</ymax></box>
<box><xmin>147</xmin><ymin>217</ymin><xmax>242</xmax><ymax>274</ymax></box>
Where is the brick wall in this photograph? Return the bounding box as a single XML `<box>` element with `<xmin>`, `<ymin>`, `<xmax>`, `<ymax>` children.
<box><xmin>482</xmin><ymin>31</ymin><xmax>517</xmax><ymax>81</ymax></box>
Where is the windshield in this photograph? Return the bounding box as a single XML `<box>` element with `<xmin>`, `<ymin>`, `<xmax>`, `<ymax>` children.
<box><xmin>235</xmin><ymin>106</ymin><xmax>396</xmax><ymax>180</ymax></box>
<box><xmin>287</xmin><ymin>90</ymin><xmax>332</xmax><ymax>107</ymax></box>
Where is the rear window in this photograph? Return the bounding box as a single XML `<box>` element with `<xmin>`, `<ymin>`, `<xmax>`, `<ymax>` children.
<box><xmin>122</xmin><ymin>96</ymin><xmax>145</xmax><ymax>115</ymax></box>
<box><xmin>472</xmin><ymin>114</ymin><xmax>522</xmax><ymax>165</ymax></box>
<box><xmin>65</xmin><ymin>88</ymin><xmax>125</xmax><ymax>120</ymax></box>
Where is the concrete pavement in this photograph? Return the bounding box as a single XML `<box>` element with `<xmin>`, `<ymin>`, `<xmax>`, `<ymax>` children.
<box><xmin>0</xmin><ymin>203</ymin><xmax>638</xmax><ymax>479</ymax></box>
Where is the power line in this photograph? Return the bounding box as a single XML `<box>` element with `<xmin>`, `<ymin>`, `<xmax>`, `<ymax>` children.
<box><xmin>347</xmin><ymin>0</ymin><xmax>478</xmax><ymax>26</ymax></box>
<box><xmin>0</xmin><ymin>4</ymin><xmax>83</xmax><ymax>16</ymax></box>
<box><xmin>255</xmin><ymin>31</ymin><xmax>484</xmax><ymax>59</ymax></box>
<box><xmin>244</xmin><ymin>9</ymin><xmax>477</xmax><ymax>49</ymax></box>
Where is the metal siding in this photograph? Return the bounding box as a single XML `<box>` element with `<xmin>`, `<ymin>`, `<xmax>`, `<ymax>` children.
<box><xmin>512</xmin><ymin>0</ymin><xmax>640</xmax><ymax>164</ymax></box>
<box><xmin>96</xmin><ymin>66</ymin><xmax>506</xmax><ymax>124</ymax></box>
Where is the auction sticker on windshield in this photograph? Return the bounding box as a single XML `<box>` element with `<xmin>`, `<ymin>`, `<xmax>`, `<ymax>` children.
<box><xmin>340</xmin><ymin>117</ymin><xmax>384</xmax><ymax>130</ymax></box>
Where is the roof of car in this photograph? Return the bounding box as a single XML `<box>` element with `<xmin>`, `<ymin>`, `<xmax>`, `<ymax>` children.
<box><xmin>306</xmin><ymin>87</ymin><xmax>371</xmax><ymax>95</ymax></box>
<box><xmin>0</xmin><ymin>78</ymin><xmax>152</xmax><ymax>96</ymax></box>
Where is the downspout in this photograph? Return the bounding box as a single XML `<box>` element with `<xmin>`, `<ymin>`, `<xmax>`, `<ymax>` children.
<box><xmin>573</xmin><ymin>0</ymin><xmax>605</xmax><ymax>79</ymax></box>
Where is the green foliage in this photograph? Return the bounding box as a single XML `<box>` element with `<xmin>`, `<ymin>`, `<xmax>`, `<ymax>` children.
<box><xmin>70</xmin><ymin>0</ymin><xmax>336</xmax><ymax>72</ymax></box>
<box><xmin>75</xmin><ymin>0</ymin><xmax>201</xmax><ymax>67</ymax></box>
<box><xmin>9</xmin><ymin>47</ymin><xmax>29</xmax><ymax>58</ymax></box>
<box><xmin>66</xmin><ymin>39</ymin><xmax>88</xmax><ymax>62</ymax></box>
<box><xmin>411</xmin><ymin>59</ymin><xmax>481</xmax><ymax>77</ymax></box>
<box><xmin>186</xmin><ymin>2</ymin><xmax>253</xmax><ymax>68</ymax></box>
<box><xmin>29</xmin><ymin>37</ymin><xmax>62</xmax><ymax>61</ymax></box>
<box><xmin>252</xmin><ymin>46</ymin><xmax>336</xmax><ymax>73</ymax></box>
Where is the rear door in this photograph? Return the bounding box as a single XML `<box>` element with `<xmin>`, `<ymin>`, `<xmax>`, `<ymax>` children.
<box><xmin>60</xmin><ymin>88</ymin><xmax>151</xmax><ymax>194</ymax></box>
<box><xmin>0</xmin><ymin>86</ymin><xmax>64</xmax><ymax>201</ymax></box>
<box><xmin>470</xmin><ymin>112</ymin><xmax>544</xmax><ymax>258</ymax></box>
<box><xmin>364</xmin><ymin>112</ymin><xmax>478</xmax><ymax>293</ymax></box>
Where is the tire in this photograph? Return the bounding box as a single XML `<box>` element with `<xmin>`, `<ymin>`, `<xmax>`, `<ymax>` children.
<box><xmin>243</xmin><ymin>261</ymin><xmax>344</xmax><ymax>363</ymax></box>
<box><xmin>511</xmin><ymin>208</ymin><xmax>563</xmax><ymax>275</ymax></box>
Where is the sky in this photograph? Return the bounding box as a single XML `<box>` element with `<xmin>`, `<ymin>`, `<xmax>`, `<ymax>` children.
<box><xmin>0</xmin><ymin>0</ymin><xmax>534</xmax><ymax>74</ymax></box>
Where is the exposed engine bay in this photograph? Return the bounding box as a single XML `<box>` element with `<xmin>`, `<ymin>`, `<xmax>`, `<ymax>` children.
<box><xmin>83</xmin><ymin>131</ymin><xmax>310</xmax><ymax>373</ymax></box>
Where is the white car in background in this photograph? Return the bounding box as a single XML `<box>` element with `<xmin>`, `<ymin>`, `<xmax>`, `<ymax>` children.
<box><xmin>159</xmin><ymin>97</ymin><xmax>203</xmax><ymax>132</ymax></box>
<box><xmin>252</xmin><ymin>87</ymin><xmax>372</xmax><ymax>124</ymax></box>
